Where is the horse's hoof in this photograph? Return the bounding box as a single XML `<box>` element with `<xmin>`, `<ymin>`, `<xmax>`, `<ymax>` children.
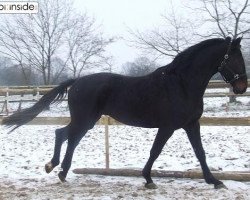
<box><xmin>214</xmin><ymin>183</ymin><xmax>227</xmax><ymax>189</ymax></box>
<box><xmin>45</xmin><ymin>162</ymin><xmax>54</xmax><ymax>174</ymax></box>
<box><xmin>58</xmin><ymin>172</ymin><xmax>66</xmax><ymax>182</ymax></box>
<box><xmin>145</xmin><ymin>182</ymin><xmax>158</xmax><ymax>189</ymax></box>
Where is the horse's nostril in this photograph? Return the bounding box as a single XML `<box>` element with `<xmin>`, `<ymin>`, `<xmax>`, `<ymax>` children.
<box><xmin>233</xmin><ymin>86</ymin><xmax>247</xmax><ymax>94</ymax></box>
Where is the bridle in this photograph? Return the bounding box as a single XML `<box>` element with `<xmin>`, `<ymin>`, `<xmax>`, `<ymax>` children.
<box><xmin>218</xmin><ymin>40</ymin><xmax>246</xmax><ymax>84</ymax></box>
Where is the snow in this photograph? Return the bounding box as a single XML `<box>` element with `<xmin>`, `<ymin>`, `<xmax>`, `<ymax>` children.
<box><xmin>0</xmin><ymin>88</ymin><xmax>250</xmax><ymax>199</ymax></box>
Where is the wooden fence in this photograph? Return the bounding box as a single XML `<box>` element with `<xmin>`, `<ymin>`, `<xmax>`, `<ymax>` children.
<box><xmin>1</xmin><ymin>116</ymin><xmax>250</xmax><ymax>126</ymax></box>
<box><xmin>0</xmin><ymin>80</ymin><xmax>250</xmax><ymax>115</ymax></box>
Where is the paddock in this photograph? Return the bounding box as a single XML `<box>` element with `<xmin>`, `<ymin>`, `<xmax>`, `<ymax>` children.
<box><xmin>0</xmin><ymin>124</ymin><xmax>249</xmax><ymax>199</ymax></box>
<box><xmin>0</xmin><ymin>81</ymin><xmax>249</xmax><ymax>199</ymax></box>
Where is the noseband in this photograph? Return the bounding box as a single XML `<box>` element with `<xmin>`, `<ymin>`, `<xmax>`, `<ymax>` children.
<box><xmin>218</xmin><ymin>40</ymin><xmax>246</xmax><ymax>84</ymax></box>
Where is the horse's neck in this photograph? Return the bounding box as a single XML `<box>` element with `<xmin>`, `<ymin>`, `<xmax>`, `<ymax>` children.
<box><xmin>182</xmin><ymin>45</ymin><xmax>225</xmax><ymax>99</ymax></box>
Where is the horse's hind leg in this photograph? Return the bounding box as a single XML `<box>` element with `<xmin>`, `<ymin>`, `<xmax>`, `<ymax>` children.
<box><xmin>57</xmin><ymin>121</ymin><xmax>90</xmax><ymax>182</ymax></box>
<box><xmin>184</xmin><ymin>121</ymin><xmax>227</xmax><ymax>189</ymax></box>
<box><xmin>142</xmin><ymin>127</ymin><xmax>174</xmax><ymax>189</ymax></box>
<box><xmin>45</xmin><ymin>126</ymin><xmax>69</xmax><ymax>173</ymax></box>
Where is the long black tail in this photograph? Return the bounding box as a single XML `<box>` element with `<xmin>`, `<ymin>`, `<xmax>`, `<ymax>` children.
<box><xmin>2</xmin><ymin>79</ymin><xmax>76</xmax><ymax>132</ymax></box>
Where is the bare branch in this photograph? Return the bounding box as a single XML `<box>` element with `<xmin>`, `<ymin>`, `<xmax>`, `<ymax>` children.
<box><xmin>127</xmin><ymin>1</ymin><xmax>195</xmax><ymax>60</ymax></box>
<box><xmin>64</xmin><ymin>14</ymin><xmax>114</xmax><ymax>78</ymax></box>
<box><xmin>189</xmin><ymin>0</ymin><xmax>250</xmax><ymax>39</ymax></box>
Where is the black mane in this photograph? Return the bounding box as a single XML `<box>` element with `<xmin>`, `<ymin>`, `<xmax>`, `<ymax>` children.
<box><xmin>164</xmin><ymin>38</ymin><xmax>226</xmax><ymax>74</ymax></box>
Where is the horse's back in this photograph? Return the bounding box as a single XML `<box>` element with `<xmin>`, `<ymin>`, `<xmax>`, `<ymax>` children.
<box><xmin>67</xmin><ymin>73</ymin><xmax>140</xmax><ymax>110</ymax></box>
<box><xmin>68</xmin><ymin>72</ymin><xmax>155</xmax><ymax>105</ymax></box>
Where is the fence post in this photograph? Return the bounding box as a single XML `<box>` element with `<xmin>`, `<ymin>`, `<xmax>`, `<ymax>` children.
<box><xmin>5</xmin><ymin>87</ymin><xmax>9</xmax><ymax>115</ymax></box>
<box><xmin>35</xmin><ymin>87</ymin><xmax>40</xmax><ymax>101</ymax></box>
<box><xmin>18</xmin><ymin>93</ymin><xmax>24</xmax><ymax>111</ymax></box>
<box><xmin>105</xmin><ymin>116</ymin><xmax>110</xmax><ymax>170</ymax></box>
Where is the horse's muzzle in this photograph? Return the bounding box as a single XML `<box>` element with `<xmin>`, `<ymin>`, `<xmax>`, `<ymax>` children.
<box><xmin>232</xmin><ymin>79</ymin><xmax>248</xmax><ymax>94</ymax></box>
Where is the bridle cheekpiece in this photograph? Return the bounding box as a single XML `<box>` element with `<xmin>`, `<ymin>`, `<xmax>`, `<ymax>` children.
<box><xmin>218</xmin><ymin>39</ymin><xmax>246</xmax><ymax>84</ymax></box>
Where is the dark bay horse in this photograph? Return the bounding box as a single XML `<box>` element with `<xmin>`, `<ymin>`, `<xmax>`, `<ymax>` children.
<box><xmin>2</xmin><ymin>37</ymin><xmax>247</xmax><ymax>189</ymax></box>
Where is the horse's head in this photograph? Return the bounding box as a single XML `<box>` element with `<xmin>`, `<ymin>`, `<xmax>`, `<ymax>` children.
<box><xmin>218</xmin><ymin>37</ymin><xmax>248</xmax><ymax>94</ymax></box>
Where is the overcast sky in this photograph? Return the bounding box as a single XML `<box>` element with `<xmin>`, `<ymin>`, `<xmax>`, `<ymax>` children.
<box><xmin>74</xmin><ymin>0</ymin><xmax>185</xmax><ymax>70</ymax></box>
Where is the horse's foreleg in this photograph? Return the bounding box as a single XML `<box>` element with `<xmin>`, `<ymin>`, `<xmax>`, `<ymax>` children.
<box><xmin>184</xmin><ymin>121</ymin><xmax>227</xmax><ymax>189</ymax></box>
<box><xmin>45</xmin><ymin>126</ymin><xmax>69</xmax><ymax>174</ymax></box>
<box><xmin>142</xmin><ymin>128</ymin><xmax>174</xmax><ymax>189</ymax></box>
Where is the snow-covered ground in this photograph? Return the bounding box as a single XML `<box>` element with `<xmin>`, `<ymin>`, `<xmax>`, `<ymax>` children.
<box><xmin>0</xmin><ymin>88</ymin><xmax>249</xmax><ymax>199</ymax></box>
<box><xmin>0</xmin><ymin>125</ymin><xmax>250</xmax><ymax>199</ymax></box>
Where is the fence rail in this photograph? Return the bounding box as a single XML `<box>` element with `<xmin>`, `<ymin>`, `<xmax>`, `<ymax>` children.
<box><xmin>0</xmin><ymin>80</ymin><xmax>249</xmax><ymax>95</ymax></box>
<box><xmin>0</xmin><ymin>80</ymin><xmax>250</xmax><ymax>115</ymax></box>
<box><xmin>0</xmin><ymin>116</ymin><xmax>250</xmax><ymax>126</ymax></box>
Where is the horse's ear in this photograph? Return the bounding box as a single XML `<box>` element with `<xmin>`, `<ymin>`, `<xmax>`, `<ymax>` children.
<box><xmin>232</xmin><ymin>37</ymin><xmax>242</xmax><ymax>47</ymax></box>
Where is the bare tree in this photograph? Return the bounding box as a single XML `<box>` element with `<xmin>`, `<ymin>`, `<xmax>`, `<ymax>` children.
<box><xmin>0</xmin><ymin>0</ymin><xmax>73</xmax><ymax>84</ymax></box>
<box><xmin>129</xmin><ymin>0</ymin><xmax>249</xmax><ymax>62</ymax></box>
<box><xmin>0</xmin><ymin>0</ymin><xmax>113</xmax><ymax>85</ymax></box>
<box><xmin>65</xmin><ymin>14</ymin><xmax>114</xmax><ymax>78</ymax></box>
<box><xmin>0</xmin><ymin>22</ymin><xmax>32</xmax><ymax>84</ymax></box>
<box><xmin>189</xmin><ymin>0</ymin><xmax>250</xmax><ymax>39</ymax></box>
<box><xmin>128</xmin><ymin>1</ymin><xmax>195</xmax><ymax>60</ymax></box>
<box><xmin>122</xmin><ymin>57</ymin><xmax>159</xmax><ymax>76</ymax></box>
